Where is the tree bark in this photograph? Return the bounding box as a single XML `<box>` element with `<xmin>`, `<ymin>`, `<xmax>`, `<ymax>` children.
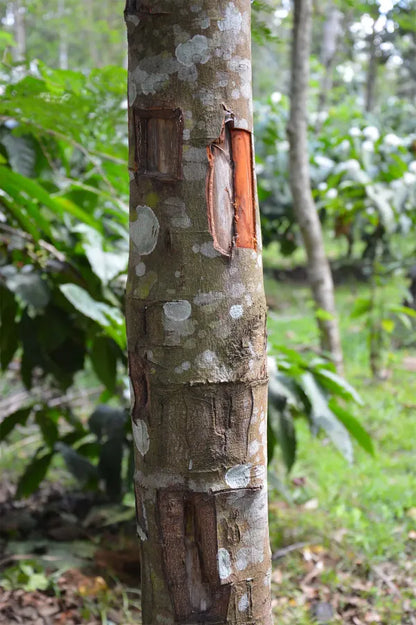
<box><xmin>124</xmin><ymin>2</ymin><xmax>272</xmax><ymax>624</ymax></box>
<box><xmin>365</xmin><ymin>24</ymin><xmax>377</xmax><ymax>113</ymax></box>
<box><xmin>58</xmin><ymin>0</ymin><xmax>69</xmax><ymax>70</ymax></box>
<box><xmin>316</xmin><ymin>3</ymin><xmax>343</xmax><ymax>132</ymax></box>
<box><xmin>12</xmin><ymin>0</ymin><xmax>26</xmax><ymax>63</ymax></box>
<box><xmin>288</xmin><ymin>0</ymin><xmax>344</xmax><ymax>374</ymax></box>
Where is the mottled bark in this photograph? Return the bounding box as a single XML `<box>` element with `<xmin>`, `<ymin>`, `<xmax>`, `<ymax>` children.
<box><xmin>288</xmin><ymin>0</ymin><xmax>344</xmax><ymax>374</ymax></box>
<box><xmin>124</xmin><ymin>2</ymin><xmax>272</xmax><ymax>624</ymax></box>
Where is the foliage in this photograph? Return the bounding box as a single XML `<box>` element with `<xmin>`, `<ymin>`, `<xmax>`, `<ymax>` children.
<box><xmin>255</xmin><ymin>94</ymin><xmax>416</xmax><ymax>261</ymax></box>
<box><xmin>0</xmin><ymin>59</ymin><xmax>130</xmax><ymax>497</ymax></box>
<box><xmin>267</xmin><ymin>348</ymin><xmax>373</xmax><ymax>473</ymax></box>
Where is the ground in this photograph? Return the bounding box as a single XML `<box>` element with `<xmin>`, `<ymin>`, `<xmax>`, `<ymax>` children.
<box><xmin>1</xmin><ymin>270</ymin><xmax>415</xmax><ymax>625</ymax></box>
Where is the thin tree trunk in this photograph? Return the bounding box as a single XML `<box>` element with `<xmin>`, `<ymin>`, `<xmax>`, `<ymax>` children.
<box><xmin>316</xmin><ymin>3</ymin><xmax>343</xmax><ymax>132</ymax></box>
<box><xmin>58</xmin><ymin>0</ymin><xmax>68</xmax><ymax>70</ymax></box>
<box><xmin>365</xmin><ymin>25</ymin><xmax>377</xmax><ymax>113</ymax></box>
<box><xmin>124</xmin><ymin>2</ymin><xmax>272</xmax><ymax>623</ymax></box>
<box><xmin>12</xmin><ymin>0</ymin><xmax>26</xmax><ymax>63</ymax></box>
<box><xmin>288</xmin><ymin>0</ymin><xmax>344</xmax><ymax>374</ymax></box>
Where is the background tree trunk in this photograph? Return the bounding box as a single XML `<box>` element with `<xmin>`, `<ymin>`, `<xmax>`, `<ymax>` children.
<box><xmin>12</xmin><ymin>0</ymin><xmax>26</xmax><ymax>63</ymax></box>
<box><xmin>125</xmin><ymin>2</ymin><xmax>272</xmax><ymax>623</ymax></box>
<box><xmin>365</xmin><ymin>24</ymin><xmax>377</xmax><ymax>113</ymax></box>
<box><xmin>288</xmin><ymin>0</ymin><xmax>344</xmax><ymax>374</ymax></box>
<box><xmin>316</xmin><ymin>3</ymin><xmax>343</xmax><ymax>132</ymax></box>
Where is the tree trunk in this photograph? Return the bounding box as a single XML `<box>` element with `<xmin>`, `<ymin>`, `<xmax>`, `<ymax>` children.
<box><xmin>12</xmin><ymin>0</ymin><xmax>26</xmax><ymax>63</ymax></box>
<box><xmin>316</xmin><ymin>3</ymin><xmax>343</xmax><ymax>132</ymax></box>
<box><xmin>365</xmin><ymin>24</ymin><xmax>377</xmax><ymax>113</ymax></box>
<box><xmin>58</xmin><ymin>0</ymin><xmax>69</xmax><ymax>70</ymax></box>
<box><xmin>288</xmin><ymin>0</ymin><xmax>344</xmax><ymax>374</ymax></box>
<box><xmin>124</xmin><ymin>2</ymin><xmax>272</xmax><ymax>624</ymax></box>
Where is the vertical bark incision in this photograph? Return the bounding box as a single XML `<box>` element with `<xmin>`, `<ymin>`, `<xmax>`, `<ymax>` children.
<box><xmin>206</xmin><ymin>117</ymin><xmax>256</xmax><ymax>257</ymax></box>
<box><xmin>129</xmin><ymin>352</ymin><xmax>150</xmax><ymax>422</ymax></box>
<box><xmin>158</xmin><ymin>490</ymin><xmax>231</xmax><ymax>622</ymax></box>
<box><xmin>134</xmin><ymin>108</ymin><xmax>183</xmax><ymax>181</ymax></box>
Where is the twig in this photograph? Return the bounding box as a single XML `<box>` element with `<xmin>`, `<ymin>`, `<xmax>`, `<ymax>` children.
<box><xmin>0</xmin><ymin>223</ymin><xmax>66</xmax><ymax>263</ymax></box>
<box><xmin>272</xmin><ymin>541</ymin><xmax>310</xmax><ymax>560</ymax></box>
<box><xmin>371</xmin><ymin>564</ymin><xmax>401</xmax><ymax>597</ymax></box>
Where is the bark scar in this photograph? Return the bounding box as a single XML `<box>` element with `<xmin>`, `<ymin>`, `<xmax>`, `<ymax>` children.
<box><xmin>206</xmin><ymin>113</ymin><xmax>257</xmax><ymax>257</ymax></box>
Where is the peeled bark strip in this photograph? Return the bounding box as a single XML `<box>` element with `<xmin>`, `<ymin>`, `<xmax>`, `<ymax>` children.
<box><xmin>124</xmin><ymin>2</ymin><xmax>272</xmax><ymax>623</ymax></box>
<box><xmin>288</xmin><ymin>0</ymin><xmax>344</xmax><ymax>374</ymax></box>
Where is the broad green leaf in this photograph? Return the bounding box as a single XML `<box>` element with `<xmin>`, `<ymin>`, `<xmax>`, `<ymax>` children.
<box><xmin>329</xmin><ymin>399</ymin><xmax>374</xmax><ymax>456</ymax></box>
<box><xmin>0</xmin><ymin>285</ymin><xmax>19</xmax><ymax>370</ymax></box>
<box><xmin>313</xmin><ymin>368</ymin><xmax>363</xmax><ymax>405</ymax></box>
<box><xmin>0</xmin><ymin>407</ymin><xmax>32</xmax><ymax>441</ymax></box>
<box><xmin>301</xmin><ymin>373</ymin><xmax>353</xmax><ymax>464</ymax></box>
<box><xmin>16</xmin><ymin>451</ymin><xmax>54</xmax><ymax>498</ymax></box>
<box><xmin>59</xmin><ymin>283</ymin><xmax>125</xmax><ymax>347</ymax></box>
<box><xmin>278</xmin><ymin>408</ymin><xmax>297</xmax><ymax>472</ymax></box>
<box><xmin>350</xmin><ymin>297</ymin><xmax>372</xmax><ymax>318</ymax></box>
<box><xmin>90</xmin><ymin>336</ymin><xmax>117</xmax><ymax>393</ymax></box>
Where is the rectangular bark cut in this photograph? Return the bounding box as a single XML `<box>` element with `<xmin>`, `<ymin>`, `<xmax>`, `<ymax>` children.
<box><xmin>230</xmin><ymin>129</ymin><xmax>256</xmax><ymax>250</ymax></box>
<box><xmin>134</xmin><ymin>108</ymin><xmax>183</xmax><ymax>181</ymax></box>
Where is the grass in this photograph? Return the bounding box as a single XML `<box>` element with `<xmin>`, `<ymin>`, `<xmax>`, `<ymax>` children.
<box><xmin>1</xmin><ymin>263</ymin><xmax>415</xmax><ymax>624</ymax></box>
<box><xmin>266</xmin><ymin>276</ymin><xmax>416</xmax><ymax>623</ymax></box>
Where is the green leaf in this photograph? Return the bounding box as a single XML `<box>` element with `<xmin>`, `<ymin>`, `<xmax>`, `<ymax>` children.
<box><xmin>278</xmin><ymin>408</ymin><xmax>297</xmax><ymax>472</ymax></box>
<box><xmin>16</xmin><ymin>451</ymin><xmax>54</xmax><ymax>498</ymax></box>
<box><xmin>35</xmin><ymin>411</ymin><xmax>59</xmax><ymax>448</ymax></box>
<box><xmin>313</xmin><ymin>368</ymin><xmax>363</xmax><ymax>405</ymax></box>
<box><xmin>0</xmin><ymin>285</ymin><xmax>19</xmax><ymax>370</ymax></box>
<box><xmin>301</xmin><ymin>372</ymin><xmax>353</xmax><ymax>464</ymax></box>
<box><xmin>381</xmin><ymin>318</ymin><xmax>395</xmax><ymax>333</ymax></box>
<box><xmin>59</xmin><ymin>283</ymin><xmax>125</xmax><ymax>348</ymax></box>
<box><xmin>0</xmin><ymin>407</ymin><xmax>32</xmax><ymax>441</ymax></box>
<box><xmin>3</xmin><ymin>268</ymin><xmax>50</xmax><ymax>310</ymax></box>
<box><xmin>90</xmin><ymin>336</ymin><xmax>117</xmax><ymax>393</ymax></box>
<box><xmin>315</xmin><ymin>308</ymin><xmax>335</xmax><ymax>321</ymax></box>
<box><xmin>329</xmin><ymin>400</ymin><xmax>374</xmax><ymax>456</ymax></box>
<box><xmin>389</xmin><ymin>305</ymin><xmax>416</xmax><ymax>319</ymax></box>
<box><xmin>350</xmin><ymin>297</ymin><xmax>372</xmax><ymax>318</ymax></box>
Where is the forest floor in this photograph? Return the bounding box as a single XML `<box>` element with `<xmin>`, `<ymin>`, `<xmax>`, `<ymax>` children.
<box><xmin>1</xmin><ymin>276</ymin><xmax>415</xmax><ymax>625</ymax></box>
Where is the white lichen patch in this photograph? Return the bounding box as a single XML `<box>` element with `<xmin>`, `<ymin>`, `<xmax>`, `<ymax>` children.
<box><xmin>174</xmin><ymin>271</ymin><xmax>181</xmax><ymax>278</ymax></box>
<box><xmin>225</xmin><ymin>464</ymin><xmax>251</xmax><ymax>489</ymax></box>
<box><xmin>193</xmin><ymin>291</ymin><xmax>224</xmax><ymax>306</ymax></box>
<box><xmin>130</xmin><ymin>205</ymin><xmax>159</xmax><ymax>255</ymax></box>
<box><xmin>231</xmin><ymin>88</ymin><xmax>240</xmax><ymax>99</ymax></box>
<box><xmin>175</xmin><ymin>35</ymin><xmax>210</xmax><ymax>67</ymax></box>
<box><xmin>248</xmin><ymin>440</ymin><xmax>260</xmax><ymax>456</ymax></box>
<box><xmin>135</xmin><ymin>262</ymin><xmax>146</xmax><ymax>277</ymax></box>
<box><xmin>136</xmin><ymin>522</ymin><xmax>147</xmax><ymax>541</ymax></box>
<box><xmin>218</xmin><ymin>3</ymin><xmax>243</xmax><ymax>32</ymax></box>
<box><xmin>192</xmin><ymin>242</ymin><xmax>221</xmax><ymax>258</ymax></box>
<box><xmin>230</xmin><ymin>283</ymin><xmax>246</xmax><ymax>298</ymax></box>
<box><xmin>163</xmin><ymin>300</ymin><xmax>192</xmax><ymax>321</ymax></box>
<box><xmin>229</xmin><ymin>304</ymin><xmax>243</xmax><ymax>319</ymax></box>
<box><xmin>174</xmin><ymin>361</ymin><xmax>191</xmax><ymax>374</ymax></box>
<box><xmin>238</xmin><ymin>593</ymin><xmax>249</xmax><ymax>612</ymax></box>
<box><xmin>235</xmin><ymin>547</ymin><xmax>250</xmax><ymax>571</ymax></box>
<box><xmin>128</xmin><ymin>81</ymin><xmax>137</xmax><ymax>106</ymax></box>
<box><xmin>126</xmin><ymin>14</ymin><xmax>140</xmax><ymax>26</ymax></box>
<box><xmin>217</xmin><ymin>548</ymin><xmax>232</xmax><ymax>580</ymax></box>
<box><xmin>132</xmin><ymin>419</ymin><xmax>150</xmax><ymax>456</ymax></box>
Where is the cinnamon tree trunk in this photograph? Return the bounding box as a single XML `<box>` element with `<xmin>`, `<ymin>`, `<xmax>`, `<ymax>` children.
<box><xmin>124</xmin><ymin>2</ymin><xmax>272</xmax><ymax>623</ymax></box>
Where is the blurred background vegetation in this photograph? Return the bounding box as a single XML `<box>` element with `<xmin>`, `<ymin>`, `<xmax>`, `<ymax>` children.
<box><xmin>0</xmin><ymin>1</ymin><xmax>415</xmax><ymax>623</ymax></box>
